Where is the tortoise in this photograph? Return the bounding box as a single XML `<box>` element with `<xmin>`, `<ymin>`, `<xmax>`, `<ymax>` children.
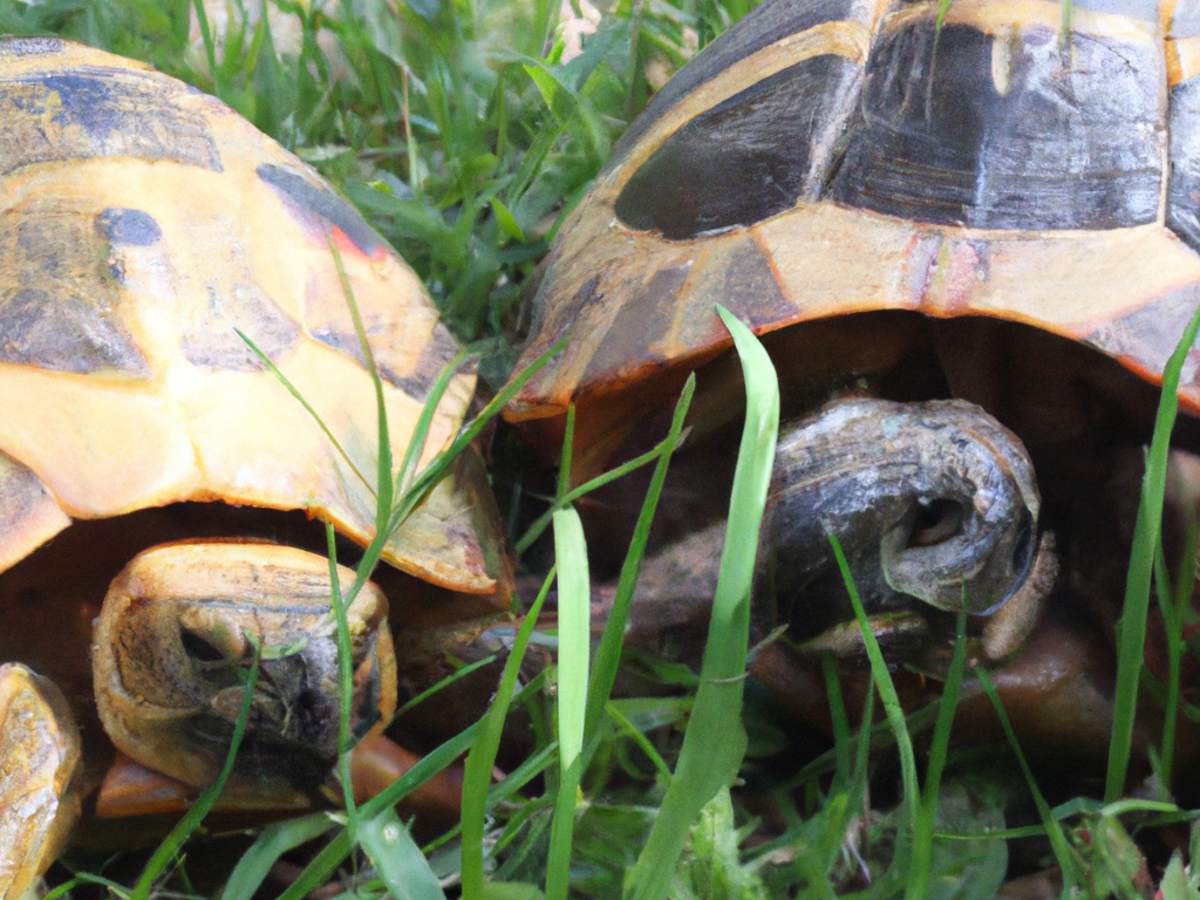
<box><xmin>0</xmin><ymin>37</ymin><xmax>508</xmax><ymax>896</ymax></box>
<box><xmin>503</xmin><ymin>0</ymin><xmax>1200</xmax><ymax>744</ymax></box>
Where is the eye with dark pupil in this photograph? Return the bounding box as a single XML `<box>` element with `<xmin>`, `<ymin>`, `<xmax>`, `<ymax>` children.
<box><xmin>908</xmin><ymin>499</ymin><xmax>964</xmax><ymax>548</ymax></box>
<box><xmin>180</xmin><ymin>626</ymin><xmax>227</xmax><ymax>664</ymax></box>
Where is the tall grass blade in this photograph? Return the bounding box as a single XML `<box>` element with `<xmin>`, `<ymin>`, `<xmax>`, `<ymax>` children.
<box><xmin>978</xmin><ymin>669</ymin><xmax>1079</xmax><ymax>892</ymax></box>
<box><xmin>828</xmin><ymin>533</ymin><xmax>921</xmax><ymax>843</ymax></box>
<box><xmin>461</xmin><ymin>570</ymin><xmax>555</xmax><ymax>899</ymax></box>
<box><xmin>221</xmin><ymin>815</ymin><xmax>336</xmax><ymax>900</ymax></box>
<box><xmin>908</xmin><ymin>603</ymin><xmax>970</xmax><ymax>900</ymax></box>
<box><xmin>585</xmin><ymin>376</ymin><xmax>695</xmax><ymax>736</ymax></box>
<box><xmin>625</xmin><ymin>306</ymin><xmax>779</xmax><ymax>900</ymax></box>
<box><xmin>546</xmin><ymin>508</ymin><xmax>591</xmax><ymax>900</ymax></box>
<box><xmin>1106</xmin><ymin>301</ymin><xmax>1200</xmax><ymax>803</ymax></box>
<box><xmin>131</xmin><ymin>638</ymin><xmax>262</xmax><ymax>900</ymax></box>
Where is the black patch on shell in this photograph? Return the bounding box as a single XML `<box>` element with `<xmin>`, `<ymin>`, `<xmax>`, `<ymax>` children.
<box><xmin>684</xmin><ymin>238</ymin><xmax>791</xmax><ymax>335</ymax></box>
<box><xmin>1168</xmin><ymin>77</ymin><xmax>1200</xmax><ymax>254</ymax></box>
<box><xmin>257</xmin><ymin>164</ymin><xmax>384</xmax><ymax>256</ymax></box>
<box><xmin>1085</xmin><ymin>285</ymin><xmax>1200</xmax><ymax>389</ymax></box>
<box><xmin>182</xmin><ymin>283</ymin><xmax>302</xmax><ymax>371</ymax></box>
<box><xmin>94</xmin><ymin>208</ymin><xmax>162</xmax><ymax>246</ymax></box>
<box><xmin>310</xmin><ymin>319</ymin><xmax>463</xmax><ymax>400</ymax></box>
<box><xmin>615</xmin><ymin>55</ymin><xmax>860</xmax><ymax>238</ymax></box>
<box><xmin>610</xmin><ymin>0</ymin><xmax>863</xmax><ymax>169</ymax></box>
<box><xmin>582</xmin><ymin>264</ymin><xmax>693</xmax><ymax>384</ymax></box>
<box><xmin>1173</xmin><ymin>3</ymin><xmax>1200</xmax><ymax>38</ymax></box>
<box><xmin>0</xmin><ymin>289</ymin><xmax>147</xmax><ymax>375</ymax></box>
<box><xmin>829</xmin><ymin>23</ymin><xmax>1163</xmax><ymax>230</ymax></box>
<box><xmin>0</xmin><ymin>37</ymin><xmax>64</xmax><ymax>57</ymax></box>
<box><xmin>0</xmin><ymin>68</ymin><xmax>222</xmax><ymax>175</ymax></box>
<box><xmin>0</xmin><ymin>206</ymin><xmax>149</xmax><ymax>376</ymax></box>
<box><xmin>0</xmin><ymin>452</ymin><xmax>54</xmax><ymax>533</ymax></box>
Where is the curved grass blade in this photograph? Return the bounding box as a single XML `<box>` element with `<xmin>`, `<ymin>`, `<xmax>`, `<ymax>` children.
<box><xmin>978</xmin><ymin>669</ymin><xmax>1080</xmax><ymax>893</ymax></box>
<box><xmin>220</xmin><ymin>815</ymin><xmax>336</xmax><ymax>900</ymax></box>
<box><xmin>274</xmin><ymin>723</ymin><xmax>480</xmax><ymax>900</ymax></box>
<box><xmin>1106</xmin><ymin>300</ymin><xmax>1200</xmax><ymax>803</ymax></box>
<box><xmin>625</xmin><ymin>306</ymin><xmax>779</xmax><ymax>900</ymax></box>
<box><xmin>360</xmin><ymin>808</ymin><xmax>447</xmax><ymax>900</ymax></box>
<box><xmin>586</xmin><ymin>375</ymin><xmax>695</xmax><ymax>736</ymax></box>
<box><xmin>461</xmin><ymin>569</ymin><xmax>555</xmax><ymax>899</ymax></box>
<box><xmin>828</xmin><ymin>531</ymin><xmax>920</xmax><ymax>879</ymax></box>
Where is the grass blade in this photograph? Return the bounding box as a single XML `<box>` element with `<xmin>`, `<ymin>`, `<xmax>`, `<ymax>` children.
<box><xmin>625</xmin><ymin>306</ymin><xmax>779</xmax><ymax>900</ymax></box>
<box><xmin>274</xmin><ymin>723</ymin><xmax>480</xmax><ymax>900</ymax></box>
<box><xmin>360</xmin><ymin>807</ymin><xmax>447</xmax><ymax>900</ymax></box>
<box><xmin>1106</xmin><ymin>301</ymin><xmax>1200</xmax><ymax>802</ymax></box>
<box><xmin>221</xmin><ymin>815</ymin><xmax>336</xmax><ymax>900</ymax></box>
<box><xmin>585</xmin><ymin>375</ymin><xmax>695</xmax><ymax>736</ymax></box>
<box><xmin>829</xmin><ymin>532</ymin><xmax>920</xmax><ymax>878</ymax></box>
<box><xmin>131</xmin><ymin>639</ymin><xmax>262</xmax><ymax>900</ymax></box>
<box><xmin>546</xmin><ymin>508</ymin><xmax>590</xmax><ymax>900</ymax></box>
<box><xmin>908</xmin><ymin>603</ymin><xmax>970</xmax><ymax>900</ymax></box>
<box><xmin>461</xmin><ymin>570</ymin><xmax>555</xmax><ymax>899</ymax></box>
<box><xmin>979</xmin><ymin>670</ymin><xmax>1079</xmax><ymax>893</ymax></box>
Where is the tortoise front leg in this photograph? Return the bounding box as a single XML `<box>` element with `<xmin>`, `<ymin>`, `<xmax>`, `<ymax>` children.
<box><xmin>0</xmin><ymin>664</ymin><xmax>81</xmax><ymax>900</ymax></box>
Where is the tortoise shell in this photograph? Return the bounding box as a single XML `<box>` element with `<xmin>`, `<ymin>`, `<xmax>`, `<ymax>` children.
<box><xmin>0</xmin><ymin>37</ymin><xmax>504</xmax><ymax>594</ymax></box>
<box><xmin>505</xmin><ymin>0</ymin><xmax>1200</xmax><ymax>456</ymax></box>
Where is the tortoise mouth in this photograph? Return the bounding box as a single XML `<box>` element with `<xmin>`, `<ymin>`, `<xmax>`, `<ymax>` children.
<box><xmin>180</xmin><ymin>709</ymin><xmax>334</xmax><ymax>794</ymax></box>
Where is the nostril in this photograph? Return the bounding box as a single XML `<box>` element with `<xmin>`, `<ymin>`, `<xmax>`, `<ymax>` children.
<box><xmin>907</xmin><ymin>499</ymin><xmax>965</xmax><ymax>548</ymax></box>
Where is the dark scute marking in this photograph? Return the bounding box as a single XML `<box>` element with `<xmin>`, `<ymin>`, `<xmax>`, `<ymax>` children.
<box><xmin>610</xmin><ymin>0</ymin><xmax>861</xmax><ymax>168</ymax></box>
<box><xmin>0</xmin><ymin>452</ymin><xmax>52</xmax><ymax>531</ymax></box>
<box><xmin>1168</xmin><ymin>78</ymin><xmax>1200</xmax><ymax>254</ymax></box>
<box><xmin>1086</xmin><ymin>284</ymin><xmax>1200</xmax><ymax>384</ymax></box>
<box><xmin>0</xmin><ymin>69</ymin><xmax>222</xmax><ymax>175</ymax></box>
<box><xmin>309</xmin><ymin>317</ymin><xmax>461</xmax><ymax>398</ymax></box>
<box><xmin>0</xmin><ymin>203</ymin><xmax>150</xmax><ymax>375</ymax></box>
<box><xmin>0</xmin><ymin>288</ymin><xmax>148</xmax><ymax>374</ymax></box>
<box><xmin>183</xmin><ymin>284</ymin><xmax>301</xmax><ymax>371</ymax></box>
<box><xmin>583</xmin><ymin>264</ymin><xmax>691</xmax><ymax>383</ymax></box>
<box><xmin>257</xmin><ymin>164</ymin><xmax>383</xmax><ymax>256</ymax></box>
<box><xmin>0</xmin><ymin>37</ymin><xmax>63</xmax><ymax>57</ymax></box>
<box><xmin>686</xmin><ymin>239</ymin><xmax>790</xmax><ymax>334</ymax></box>
<box><xmin>390</xmin><ymin>320</ymin><xmax>464</xmax><ymax>398</ymax></box>
<box><xmin>94</xmin><ymin>208</ymin><xmax>162</xmax><ymax>246</ymax></box>
<box><xmin>830</xmin><ymin>24</ymin><xmax>1163</xmax><ymax>230</ymax></box>
<box><xmin>616</xmin><ymin>55</ymin><xmax>860</xmax><ymax>239</ymax></box>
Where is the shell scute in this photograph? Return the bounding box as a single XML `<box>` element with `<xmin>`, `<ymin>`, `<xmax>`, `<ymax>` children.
<box><xmin>0</xmin><ymin>68</ymin><xmax>222</xmax><ymax>176</ymax></box>
<box><xmin>506</xmin><ymin>0</ymin><xmax>1200</xmax><ymax>429</ymax></box>
<box><xmin>0</xmin><ymin>38</ymin><xmax>504</xmax><ymax>595</ymax></box>
<box><xmin>0</xmin><ymin>202</ymin><xmax>149</xmax><ymax>377</ymax></box>
<box><xmin>831</xmin><ymin>18</ymin><xmax>1164</xmax><ymax>230</ymax></box>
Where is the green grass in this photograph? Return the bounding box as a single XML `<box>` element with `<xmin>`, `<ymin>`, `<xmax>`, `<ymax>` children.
<box><xmin>11</xmin><ymin>0</ymin><xmax>1200</xmax><ymax>897</ymax></box>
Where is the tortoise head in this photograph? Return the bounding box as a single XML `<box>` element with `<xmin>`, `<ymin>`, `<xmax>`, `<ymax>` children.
<box><xmin>92</xmin><ymin>541</ymin><xmax>397</xmax><ymax>803</ymax></box>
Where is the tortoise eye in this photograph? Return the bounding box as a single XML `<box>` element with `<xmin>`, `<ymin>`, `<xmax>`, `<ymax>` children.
<box><xmin>907</xmin><ymin>499</ymin><xmax>964</xmax><ymax>548</ymax></box>
<box><xmin>180</xmin><ymin>625</ymin><xmax>227</xmax><ymax>665</ymax></box>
